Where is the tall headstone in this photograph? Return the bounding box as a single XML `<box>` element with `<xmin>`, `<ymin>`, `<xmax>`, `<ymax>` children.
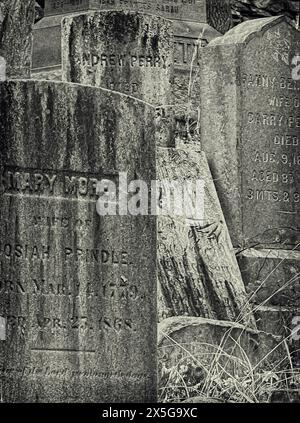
<box><xmin>200</xmin><ymin>16</ymin><xmax>300</xmax><ymax>341</ymax></box>
<box><xmin>45</xmin><ymin>0</ymin><xmax>230</xmax><ymax>28</ymax></box>
<box><xmin>0</xmin><ymin>0</ymin><xmax>35</xmax><ymax>78</ymax></box>
<box><xmin>62</xmin><ymin>11</ymin><xmax>173</xmax><ymax>104</ymax></box>
<box><xmin>32</xmin><ymin>0</ymin><xmax>231</xmax><ymax>79</ymax></box>
<box><xmin>0</xmin><ymin>79</ymin><xmax>157</xmax><ymax>402</ymax></box>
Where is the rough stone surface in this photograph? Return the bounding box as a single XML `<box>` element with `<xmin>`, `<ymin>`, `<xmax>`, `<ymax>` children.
<box><xmin>62</xmin><ymin>11</ymin><xmax>173</xmax><ymax>105</ymax></box>
<box><xmin>0</xmin><ymin>79</ymin><xmax>157</xmax><ymax>403</ymax></box>
<box><xmin>157</xmin><ymin>146</ymin><xmax>255</xmax><ymax>327</ymax></box>
<box><xmin>0</xmin><ymin>0</ymin><xmax>35</xmax><ymax>78</ymax></box>
<box><xmin>200</xmin><ymin>16</ymin><xmax>300</xmax><ymax>250</ymax></box>
<box><xmin>158</xmin><ymin>316</ymin><xmax>283</xmax><ymax>373</ymax></box>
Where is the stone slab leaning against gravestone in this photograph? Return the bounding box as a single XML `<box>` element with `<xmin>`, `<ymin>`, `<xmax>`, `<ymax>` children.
<box><xmin>157</xmin><ymin>146</ymin><xmax>256</xmax><ymax>328</ymax></box>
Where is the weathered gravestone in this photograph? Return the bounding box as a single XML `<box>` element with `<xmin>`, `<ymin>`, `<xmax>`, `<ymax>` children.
<box><xmin>32</xmin><ymin>0</ymin><xmax>231</xmax><ymax>80</ymax></box>
<box><xmin>0</xmin><ymin>0</ymin><xmax>35</xmax><ymax>78</ymax></box>
<box><xmin>158</xmin><ymin>316</ymin><xmax>288</xmax><ymax>402</ymax></box>
<box><xmin>200</xmin><ymin>16</ymin><xmax>300</xmax><ymax>337</ymax></box>
<box><xmin>62</xmin><ymin>11</ymin><xmax>173</xmax><ymax>104</ymax></box>
<box><xmin>0</xmin><ymin>79</ymin><xmax>157</xmax><ymax>402</ymax></box>
<box><xmin>157</xmin><ymin>146</ymin><xmax>255</xmax><ymax>327</ymax></box>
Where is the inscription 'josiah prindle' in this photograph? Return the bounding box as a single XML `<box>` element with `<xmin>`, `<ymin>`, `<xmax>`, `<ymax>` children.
<box><xmin>0</xmin><ymin>242</ymin><xmax>131</xmax><ymax>264</ymax></box>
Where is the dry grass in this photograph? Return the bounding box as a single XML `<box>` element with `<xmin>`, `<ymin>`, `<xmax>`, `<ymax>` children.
<box><xmin>158</xmin><ymin>330</ymin><xmax>300</xmax><ymax>403</ymax></box>
<box><xmin>159</xmin><ymin>243</ymin><xmax>300</xmax><ymax>403</ymax></box>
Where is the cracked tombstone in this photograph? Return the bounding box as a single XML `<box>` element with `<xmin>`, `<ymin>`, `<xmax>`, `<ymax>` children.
<box><xmin>200</xmin><ymin>16</ymin><xmax>300</xmax><ymax>341</ymax></box>
<box><xmin>0</xmin><ymin>80</ymin><xmax>158</xmax><ymax>402</ymax></box>
<box><xmin>156</xmin><ymin>146</ymin><xmax>255</xmax><ymax>328</ymax></box>
<box><xmin>0</xmin><ymin>0</ymin><xmax>35</xmax><ymax>78</ymax></box>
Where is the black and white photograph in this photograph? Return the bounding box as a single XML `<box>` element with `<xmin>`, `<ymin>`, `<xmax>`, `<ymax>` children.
<box><xmin>0</xmin><ymin>0</ymin><xmax>300</xmax><ymax>410</ymax></box>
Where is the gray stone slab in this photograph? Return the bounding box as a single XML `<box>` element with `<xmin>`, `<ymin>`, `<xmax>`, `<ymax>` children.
<box><xmin>0</xmin><ymin>79</ymin><xmax>157</xmax><ymax>403</ymax></box>
<box><xmin>158</xmin><ymin>316</ymin><xmax>283</xmax><ymax>376</ymax></box>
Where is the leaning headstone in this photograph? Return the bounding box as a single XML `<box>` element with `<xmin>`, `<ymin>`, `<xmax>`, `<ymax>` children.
<box><xmin>0</xmin><ymin>0</ymin><xmax>35</xmax><ymax>78</ymax></box>
<box><xmin>200</xmin><ymin>16</ymin><xmax>300</xmax><ymax>337</ymax></box>
<box><xmin>157</xmin><ymin>146</ymin><xmax>255</xmax><ymax>327</ymax></box>
<box><xmin>200</xmin><ymin>16</ymin><xmax>300</xmax><ymax>249</ymax></box>
<box><xmin>62</xmin><ymin>11</ymin><xmax>173</xmax><ymax>104</ymax></box>
<box><xmin>0</xmin><ymin>79</ymin><xmax>157</xmax><ymax>403</ymax></box>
